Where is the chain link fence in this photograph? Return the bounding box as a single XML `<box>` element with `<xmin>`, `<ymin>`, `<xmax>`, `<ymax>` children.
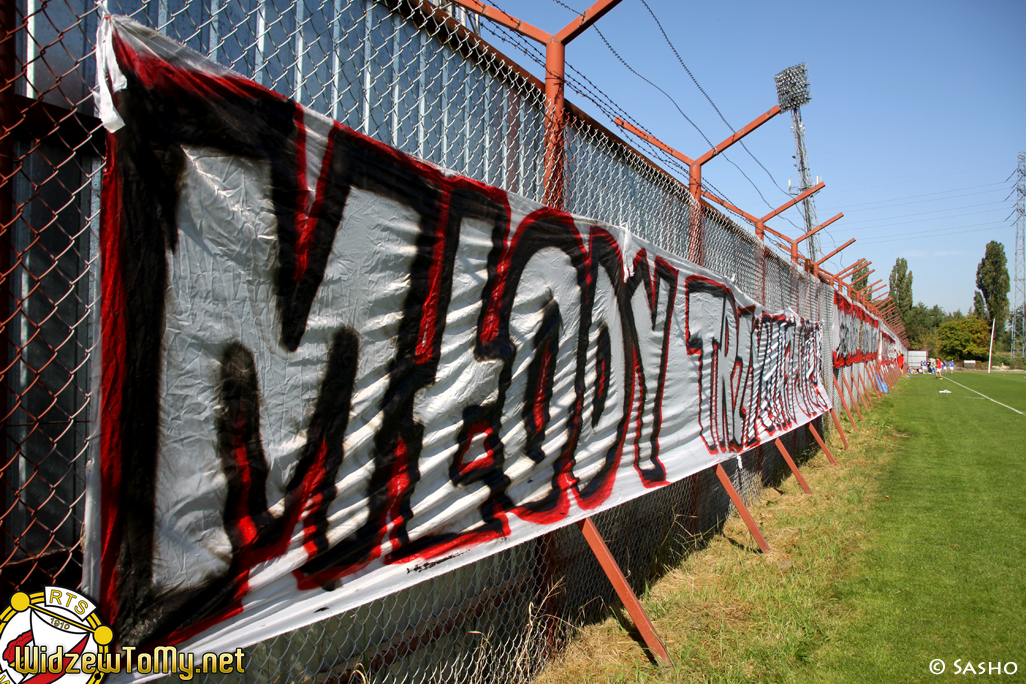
<box><xmin>2</xmin><ymin>0</ymin><xmax>887</xmax><ymax>681</ymax></box>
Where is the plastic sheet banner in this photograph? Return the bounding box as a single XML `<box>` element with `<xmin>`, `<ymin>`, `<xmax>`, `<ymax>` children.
<box><xmin>832</xmin><ymin>290</ymin><xmax>881</xmax><ymax>368</ymax></box>
<box><xmin>93</xmin><ymin>16</ymin><xmax>832</xmax><ymax>656</ymax></box>
<box><xmin>880</xmin><ymin>331</ymin><xmax>905</xmax><ymax>369</ymax></box>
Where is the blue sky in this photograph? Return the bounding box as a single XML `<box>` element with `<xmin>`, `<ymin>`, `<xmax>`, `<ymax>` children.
<box><xmin>474</xmin><ymin>0</ymin><xmax>1026</xmax><ymax>313</ymax></box>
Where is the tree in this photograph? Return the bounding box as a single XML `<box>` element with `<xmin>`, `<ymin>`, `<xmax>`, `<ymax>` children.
<box><xmin>974</xmin><ymin>241</ymin><xmax>1010</xmax><ymax>333</ymax></box>
<box><xmin>937</xmin><ymin>315</ymin><xmax>990</xmax><ymax>360</ymax></box>
<box><xmin>888</xmin><ymin>258</ymin><xmax>913</xmax><ymax>327</ymax></box>
<box><xmin>852</xmin><ymin>263</ymin><xmax>869</xmax><ymax>297</ymax></box>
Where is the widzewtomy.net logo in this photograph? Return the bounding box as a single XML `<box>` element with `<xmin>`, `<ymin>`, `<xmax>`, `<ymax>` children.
<box><xmin>0</xmin><ymin>587</ymin><xmax>112</xmax><ymax>684</ymax></box>
<box><xmin>0</xmin><ymin>587</ymin><xmax>246</xmax><ymax>683</ymax></box>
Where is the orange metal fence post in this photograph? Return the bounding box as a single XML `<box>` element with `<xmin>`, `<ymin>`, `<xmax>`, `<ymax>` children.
<box><xmin>863</xmin><ymin>366</ymin><xmax>879</xmax><ymax>404</ymax></box>
<box><xmin>829</xmin><ymin>408</ymin><xmax>851</xmax><ymax>449</ymax></box>
<box><xmin>773</xmin><ymin>437</ymin><xmax>813</xmax><ymax>494</ymax></box>
<box><xmin>542</xmin><ymin>40</ymin><xmax>566</xmax><ymax>207</ymax></box>
<box><xmin>449</xmin><ymin>0</ymin><xmax>623</xmax><ymax>210</ymax></box>
<box><xmin>868</xmin><ymin>364</ymin><xmax>883</xmax><ymax>399</ymax></box>
<box><xmin>842</xmin><ymin>374</ymin><xmax>865</xmax><ymax>421</ymax></box>
<box><xmin>859</xmin><ymin>370</ymin><xmax>874</xmax><ymax>409</ymax></box>
<box><xmin>447</xmin><ymin>2</ymin><xmax>681</xmax><ymax>668</ymax></box>
<box><xmin>577</xmin><ymin>518</ymin><xmax>673</xmax><ymax>667</ymax></box>
<box><xmin>616</xmin><ymin>106</ymin><xmax>784</xmax><ymax>267</ymax></box>
<box><xmin>832</xmin><ymin>377</ymin><xmax>857</xmax><ymax>432</ymax></box>
<box><xmin>876</xmin><ymin>362</ymin><xmax>889</xmax><ymax>392</ymax></box>
<box><xmin>714</xmin><ymin>463</ymin><xmax>771</xmax><ymax>553</ymax></box>
<box><xmin>808</xmin><ymin>422</ymin><xmax>837</xmax><ymax>465</ymax></box>
<box><xmin>852</xmin><ymin>369</ymin><xmax>868</xmax><ymax>409</ymax></box>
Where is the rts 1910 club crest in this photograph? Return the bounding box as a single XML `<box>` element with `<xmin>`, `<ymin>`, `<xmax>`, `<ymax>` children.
<box><xmin>0</xmin><ymin>588</ymin><xmax>113</xmax><ymax>684</ymax></box>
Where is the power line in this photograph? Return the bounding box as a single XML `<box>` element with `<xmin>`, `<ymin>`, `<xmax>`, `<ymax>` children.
<box><xmin>825</xmin><ymin>163</ymin><xmax>1012</xmax><ymax>195</ymax></box>
<box><xmin>479</xmin><ymin>3</ymin><xmax>769</xmax><ymax>223</ymax></box>
<box><xmin>855</xmin><ymin>222</ymin><xmax>1011</xmax><ymax>245</ymax></box>
<box><xmin>818</xmin><ymin>182</ymin><xmax>1012</xmax><ymax>212</ymax></box>
<box><xmin>839</xmin><ymin>201</ymin><xmax>1012</xmax><ymax>228</ymax></box>
<box><xmin>535</xmin><ymin>0</ymin><xmax>800</xmax><ymax>225</ymax></box>
<box><xmin>635</xmin><ymin>0</ymin><xmax>793</xmax><ymax>199</ymax></box>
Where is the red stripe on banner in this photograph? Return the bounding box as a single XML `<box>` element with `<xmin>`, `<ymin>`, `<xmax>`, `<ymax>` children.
<box><xmin>387</xmin><ymin>437</ymin><xmax>412</xmax><ymax>548</ymax></box>
<box><xmin>301</xmin><ymin>442</ymin><xmax>331</xmax><ymax>556</ymax></box>
<box><xmin>416</xmin><ymin>190</ymin><xmax>451</xmax><ymax>363</ymax></box>
<box><xmin>296</xmin><ymin>123</ymin><xmax>340</xmax><ymax>282</ymax></box>
<box><xmin>21</xmin><ymin>635</ymin><xmax>88</xmax><ymax>684</ymax></box>
<box><xmin>111</xmin><ymin>32</ymin><xmax>287</xmax><ymax>106</ymax></box>
<box><xmin>292</xmin><ymin>105</ymin><xmax>311</xmax><ymax>278</ymax></box>
<box><xmin>455</xmin><ymin>422</ymin><xmax>498</xmax><ymax>478</ymax></box>
<box><xmin>99</xmin><ymin>131</ymin><xmax>124</xmax><ymax>627</ymax></box>
<box><xmin>232</xmin><ymin>412</ymin><xmax>259</xmax><ymax>549</ymax></box>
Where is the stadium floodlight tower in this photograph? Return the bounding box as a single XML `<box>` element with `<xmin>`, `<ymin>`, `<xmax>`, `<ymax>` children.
<box><xmin>774</xmin><ymin>64</ymin><xmax>821</xmax><ymax>261</ymax></box>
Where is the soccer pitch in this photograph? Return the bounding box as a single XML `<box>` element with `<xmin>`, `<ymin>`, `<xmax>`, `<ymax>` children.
<box><xmin>938</xmin><ymin>370</ymin><xmax>1026</xmax><ymax>414</ymax></box>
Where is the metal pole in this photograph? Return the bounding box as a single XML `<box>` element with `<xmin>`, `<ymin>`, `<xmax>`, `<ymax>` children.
<box><xmin>449</xmin><ymin>0</ymin><xmax>622</xmax><ymax>211</ymax></box>
<box><xmin>577</xmin><ymin>518</ymin><xmax>673</xmax><ymax>667</ymax></box>
<box><xmin>688</xmin><ymin>162</ymin><xmax>702</xmax><ymax>264</ymax></box>
<box><xmin>542</xmin><ymin>41</ymin><xmax>565</xmax><ymax>209</ymax></box>
<box><xmin>834</xmin><ymin>377</ymin><xmax>858</xmax><ymax>428</ymax></box>
<box><xmin>714</xmin><ymin>463</ymin><xmax>771</xmax><ymax>552</ymax></box>
<box><xmin>0</xmin><ymin>0</ymin><xmax>15</xmax><ymax>534</ymax></box>
<box><xmin>773</xmin><ymin>438</ymin><xmax>812</xmax><ymax>495</ymax></box>
<box><xmin>828</xmin><ymin>408</ymin><xmax>851</xmax><ymax>448</ymax></box>
<box><xmin>987</xmin><ymin>317</ymin><xmax>996</xmax><ymax>373</ymax></box>
<box><xmin>808</xmin><ymin>422</ymin><xmax>837</xmax><ymax>466</ymax></box>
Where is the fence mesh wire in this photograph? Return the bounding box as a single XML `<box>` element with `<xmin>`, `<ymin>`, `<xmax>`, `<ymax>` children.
<box><xmin>2</xmin><ymin>0</ymin><xmax>886</xmax><ymax>681</ymax></box>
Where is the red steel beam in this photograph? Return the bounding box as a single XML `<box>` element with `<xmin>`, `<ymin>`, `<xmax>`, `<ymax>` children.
<box><xmin>554</xmin><ymin>0</ymin><xmax>624</xmax><ymax>43</ymax></box>
<box><xmin>695</xmin><ymin>106</ymin><xmax>782</xmax><ymax>166</ymax></box>
<box><xmin>773</xmin><ymin>438</ymin><xmax>813</xmax><ymax>495</ymax></box>
<box><xmin>615</xmin><ymin>105</ymin><xmax>784</xmax><ymax>266</ymax></box>
<box><xmin>842</xmin><ymin>375</ymin><xmax>865</xmax><ymax>421</ymax></box>
<box><xmin>447</xmin><ymin>0</ymin><xmax>552</xmax><ymax>42</ymax></box>
<box><xmin>829</xmin><ymin>408</ymin><xmax>852</xmax><ymax>449</ymax></box>
<box><xmin>450</xmin><ymin>0</ymin><xmax>624</xmax><ymax>209</ymax></box>
<box><xmin>808</xmin><ymin>422</ymin><xmax>837</xmax><ymax>466</ymax></box>
<box><xmin>759</xmin><ymin>181</ymin><xmax>825</xmax><ymax>223</ymax></box>
<box><xmin>577</xmin><ymin>518</ymin><xmax>673</xmax><ymax>667</ymax></box>
<box><xmin>834</xmin><ymin>258</ymin><xmax>866</xmax><ymax>281</ymax></box>
<box><xmin>714</xmin><ymin>464</ymin><xmax>771</xmax><ymax>552</ymax></box>
<box><xmin>614</xmin><ymin>118</ymin><xmax>695</xmax><ymax>165</ymax></box>
<box><xmin>700</xmin><ymin>190</ymin><xmax>759</xmax><ymax>224</ymax></box>
<box><xmin>703</xmin><ymin>183</ymin><xmax>825</xmax><ymax>242</ymax></box>
<box><xmin>833</xmin><ymin>378</ymin><xmax>858</xmax><ymax>431</ymax></box>
<box><xmin>816</xmin><ymin>238</ymin><xmax>856</xmax><ymax>266</ymax></box>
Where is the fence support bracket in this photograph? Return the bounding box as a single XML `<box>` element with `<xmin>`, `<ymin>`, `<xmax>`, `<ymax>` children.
<box><xmin>828</xmin><ymin>408</ymin><xmax>851</xmax><ymax>449</ymax></box>
<box><xmin>773</xmin><ymin>437</ymin><xmax>813</xmax><ymax>494</ymax></box>
<box><xmin>842</xmin><ymin>375</ymin><xmax>865</xmax><ymax>421</ymax></box>
<box><xmin>713</xmin><ymin>463</ymin><xmax>771</xmax><ymax>553</ymax></box>
<box><xmin>577</xmin><ymin>518</ymin><xmax>673</xmax><ymax>667</ymax></box>
<box><xmin>832</xmin><ymin>378</ymin><xmax>857</xmax><ymax>432</ymax></box>
<box><xmin>807</xmin><ymin>422</ymin><xmax>837</xmax><ymax>465</ymax></box>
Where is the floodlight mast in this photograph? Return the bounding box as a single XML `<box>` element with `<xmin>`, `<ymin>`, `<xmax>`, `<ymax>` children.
<box><xmin>775</xmin><ymin>64</ymin><xmax>822</xmax><ymax>261</ymax></box>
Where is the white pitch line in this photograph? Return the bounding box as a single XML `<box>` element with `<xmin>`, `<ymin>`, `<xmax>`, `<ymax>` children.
<box><xmin>943</xmin><ymin>377</ymin><xmax>1025</xmax><ymax>416</ymax></box>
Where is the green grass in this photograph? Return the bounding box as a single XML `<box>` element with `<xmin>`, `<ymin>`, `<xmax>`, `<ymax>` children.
<box><xmin>939</xmin><ymin>370</ymin><xmax>1026</xmax><ymax>413</ymax></box>
<box><xmin>538</xmin><ymin>374</ymin><xmax>1026</xmax><ymax>683</ymax></box>
<box><xmin>810</xmin><ymin>374</ymin><xmax>1026</xmax><ymax>682</ymax></box>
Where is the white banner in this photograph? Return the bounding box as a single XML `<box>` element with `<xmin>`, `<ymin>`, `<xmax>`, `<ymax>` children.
<box><xmin>94</xmin><ymin>17</ymin><xmax>832</xmax><ymax>656</ymax></box>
